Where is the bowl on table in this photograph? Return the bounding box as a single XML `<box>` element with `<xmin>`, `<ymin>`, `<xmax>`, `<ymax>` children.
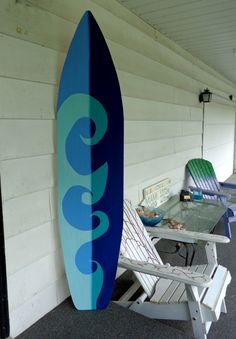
<box><xmin>136</xmin><ymin>207</ymin><xmax>164</xmax><ymax>227</ymax></box>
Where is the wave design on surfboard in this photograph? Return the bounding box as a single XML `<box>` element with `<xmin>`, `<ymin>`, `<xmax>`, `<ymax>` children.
<box><xmin>57</xmin><ymin>93</ymin><xmax>109</xmax><ymax>309</ymax></box>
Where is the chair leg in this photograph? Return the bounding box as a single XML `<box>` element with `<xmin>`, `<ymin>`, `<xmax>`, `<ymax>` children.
<box><xmin>190</xmin><ymin>316</ymin><xmax>207</xmax><ymax>338</ymax></box>
<box><xmin>188</xmin><ymin>302</ymin><xmax>207</xmax><ymax>339</ymax></box>
<box><xmin>221</xmin><ymin>299</ymin><xmax>227</xmax><ymax>314</ymax></box>
<box><xmin>223</xmin><ymin>212</ymin><xmax>232</xmax><ymax>239</ymax></box>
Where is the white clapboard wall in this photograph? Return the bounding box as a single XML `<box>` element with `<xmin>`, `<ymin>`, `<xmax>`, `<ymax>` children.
<box><xmin>0</xmin><ymin>0</ymin><xmax>235</xmax><ymax>337</ymax></box>
<box><xmin>203</xmin><ymin>103</ymin><xmax>235</xmax><ymax>181</ymax></box>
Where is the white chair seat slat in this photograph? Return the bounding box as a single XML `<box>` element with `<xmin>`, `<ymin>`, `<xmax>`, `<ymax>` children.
<box><xmin>151</xmin><ymin>266</ymin><xmax>192</xmax><ymax>304</ymax></box>
<box><xmin>150</xmin><ymin>278</ymin><xmax>173</xmax><ymax>303</ymax></box>
<box><xmin>196</xmin><ymin>264</ymin><xmax>217</xmax><ymax>299</ymax></box>
<box><xmin>151</xmin><ymin>265</ymin><xmax>213</xmax><ymax>304</ymax></box>
<box><xmin>179</xmin><ymin>265</ymin><xmax>209</xmax><ymax>303</ymax></box>
<box><xmin>167</xmin><ymin>266</ymin><xmax>195</xmax><ymax>304</ymax></box>
<box><xmin>158</xmin><ymin>280</ymin><xmax>181</xmax><ymax>304</ymax></box>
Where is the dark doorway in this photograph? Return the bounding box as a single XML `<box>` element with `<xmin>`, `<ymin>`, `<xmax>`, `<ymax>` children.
<box><xmin>0</xmin><ymin>178</ymin><xmax>9</xmax><ymax>338</ymax></box>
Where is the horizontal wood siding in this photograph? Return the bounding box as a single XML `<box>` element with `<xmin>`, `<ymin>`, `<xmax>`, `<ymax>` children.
<box><xmin>0</xmin><ymin>0</ymin><xmax>235</xmax><ymax>337</ymax></box>
<box><xmin>203</xmin><ymin>103</ymin><xmax>235</xmax><ymax>181</ymax></box>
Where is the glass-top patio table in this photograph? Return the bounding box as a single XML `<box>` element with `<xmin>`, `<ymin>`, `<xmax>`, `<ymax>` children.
<box><xmin>157</xmin><ymin>195</ymin><xmax>228</xmax><ymax>233</ymax></box>
<box><xmin>146</xmin><ymin>195</ymin><xmax>229</xmax><ymax>266</ymax></box>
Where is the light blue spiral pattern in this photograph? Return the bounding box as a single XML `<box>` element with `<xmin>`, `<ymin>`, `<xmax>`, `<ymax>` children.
<box><xmin>57</xmin><ymin>93</ymin><xmax>109</xmax><ymax>309</ymax></box>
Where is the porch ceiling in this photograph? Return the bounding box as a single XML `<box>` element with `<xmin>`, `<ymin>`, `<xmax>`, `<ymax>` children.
<box><xmin>117</xmin><ymin>0</ymin><xmax>236</xmax><ymax>86</ymax></box>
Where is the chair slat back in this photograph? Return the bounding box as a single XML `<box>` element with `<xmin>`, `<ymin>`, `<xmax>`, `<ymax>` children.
<box><xmin>187</xmin><ymin>158</ymin><xmax>221</xmax><ymax>193</ymax></box>
<box><xmin>120</xmin><ymin>200</ymin><xmax>163</xmax><ymax>297</ymax></box>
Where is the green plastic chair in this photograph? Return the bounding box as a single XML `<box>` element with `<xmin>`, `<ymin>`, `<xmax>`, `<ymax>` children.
<box><xmin>187</xmin><ymin>158</ymin><xmax>236</xmax><ymax>238</ymax></box>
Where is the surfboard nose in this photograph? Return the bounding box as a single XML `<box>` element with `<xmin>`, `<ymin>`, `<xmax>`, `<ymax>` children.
<box><xmin>80</xmin><ymin>10</ymin><xmax>96</xmax><ymax>25</ymax></box>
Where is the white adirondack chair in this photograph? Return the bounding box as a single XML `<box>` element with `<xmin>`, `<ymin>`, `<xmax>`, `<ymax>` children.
<box><xmin>116</xmin><ymin>199</ymin><xmax>231</xmax><ymax>339</ymax></box>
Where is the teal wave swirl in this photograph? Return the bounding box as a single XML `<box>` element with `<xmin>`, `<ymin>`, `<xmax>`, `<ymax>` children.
<box><xmin>57</xmin><ymin>93</ymin><xmax>109</xmax><ymax>309</ymax></box>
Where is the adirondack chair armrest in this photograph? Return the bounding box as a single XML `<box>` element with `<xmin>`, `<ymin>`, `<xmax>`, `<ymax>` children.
<box><xmin>219</xmin><ymin>182</ymin><xmax>236</xmax><ymax>197</ymax></box>
<box><xmin>118</xmin><ymin>256</ymin><xmax>212</xmax><ymax>287</ymax></box>
<box><xmin>146</xmin><ymin>227</ymin><xmax>230</xmax><ymax>244</ymax></box>
<box><xmin>189</xmin><ymin>186</ymin><xmax>231</xmax><ymax>200</ymax></box>
<box><xmin>219</xmin><ymin>181</ymin><xmax>236</xmax><ymax>189</ymax></box>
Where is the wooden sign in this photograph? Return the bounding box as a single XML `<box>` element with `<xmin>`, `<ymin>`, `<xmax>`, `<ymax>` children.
<box><xmin>142</xmin><ymin>179</ymin><xmax>171</xmax><ymax>208</ymax></box>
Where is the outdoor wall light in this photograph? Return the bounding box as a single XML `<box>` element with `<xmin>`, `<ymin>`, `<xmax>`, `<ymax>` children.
<box><xmin>199</xmin><ymin>88</ymin><xmax>212</xmax><ymax>103</ymax></box>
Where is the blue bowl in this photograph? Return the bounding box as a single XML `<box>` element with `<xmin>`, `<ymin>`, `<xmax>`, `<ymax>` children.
<box><xmin>139</xmin><ymin>213</ymin><xmax>164</xmax><ymax>227</ymax></box>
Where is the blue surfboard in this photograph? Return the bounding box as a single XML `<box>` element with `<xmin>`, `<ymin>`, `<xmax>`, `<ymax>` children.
<box><xmin>57</xmin><ymin>11</ymin><xmax>124</xmax><ymax>310</ymax></box>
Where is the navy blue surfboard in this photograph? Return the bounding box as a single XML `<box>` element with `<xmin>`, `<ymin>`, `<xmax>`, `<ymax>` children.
<box><xmin>57</xmin><ymin>11</ymin><xmax>124</xmax><ymax>310</ymax></box>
